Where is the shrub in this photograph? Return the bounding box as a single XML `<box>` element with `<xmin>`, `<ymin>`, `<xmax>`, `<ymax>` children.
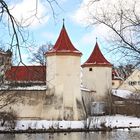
<box><xmin>0</xmin><ymin>110</ymin><xmax>17</xmax><ymax>129</ymax></box>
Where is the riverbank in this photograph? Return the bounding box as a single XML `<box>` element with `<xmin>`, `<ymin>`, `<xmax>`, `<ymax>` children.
<box><xmin>88</xmin><ymin>115</ymin><xmax>140</xmax><ymax>131</ymax></box>
<box><xmin>0</xmin><ymin>115</ymin><xmax>140</xmax><ymax>133</ymax></box>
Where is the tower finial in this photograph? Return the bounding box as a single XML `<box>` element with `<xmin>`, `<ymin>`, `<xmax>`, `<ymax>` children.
<box><xmin>96</xmin><ymin>37</ymin><xmax>98</xmax><ymax>42</ymax></box>
<box><xmin>63</xmin><ymin>18</ymin><xmax>65</xmax><ymax>27</ymax></box>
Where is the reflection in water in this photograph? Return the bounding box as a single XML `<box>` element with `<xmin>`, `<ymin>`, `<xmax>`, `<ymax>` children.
<box><xmin>0</xmin><ymin>131</ymin><xmax>140</xmax><ymax>140</ymax></box>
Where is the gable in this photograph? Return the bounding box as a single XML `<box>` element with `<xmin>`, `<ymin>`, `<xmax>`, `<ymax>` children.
<box><xmin>119</xmin><ymin>69</ymin><xmax>140</xmax><ymax>92</ymax></box>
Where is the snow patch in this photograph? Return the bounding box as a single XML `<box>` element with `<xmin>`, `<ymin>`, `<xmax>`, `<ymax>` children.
<box><xmin>88</xmin><ymin>115</ymin><xmax>140</xmax><ymax>130</ymax></box>
<box><xmin>0</xmin><ymin>85</ymin><xmax>47</xmax><ymax>90</ymax></box>
<box><xmin>0</xmin><ymin>116</ymin><xmax>140</xmax><ymax>131</ymax></box>
<box><xmin>14</xmin><ymin>120</ymin><xmax>85</xmax><ymax>130</ymax></box>
<box><xmin>112</xmin><ymin>89</ymin><xmax>133</xmax><ymax>99</ymax></box>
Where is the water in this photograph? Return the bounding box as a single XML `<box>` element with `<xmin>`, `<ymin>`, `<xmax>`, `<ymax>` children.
<box><xmin>0</xmin><ymin>131</ymin><xmax>140</xmax><ymax>140</ymax></box>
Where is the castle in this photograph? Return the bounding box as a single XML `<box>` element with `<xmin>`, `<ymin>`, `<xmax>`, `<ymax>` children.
<box><xmin>0</xmin><ymin>23</ymin><xmax>112</xmax><ymax>120</ymax></box>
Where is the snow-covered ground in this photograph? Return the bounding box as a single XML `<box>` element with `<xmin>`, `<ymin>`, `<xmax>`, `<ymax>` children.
<box><xmin>0</xmin><ymin>115</ymin><xmax>140</xmax><ymax>132</ymax></box>
<box><xmin>0</xmin><ymin>120</ymin><xmax>85</xmax><ymax>131</ymax></box>
<box><xmin>14</xmin><ymin>120</ymin><xmax>85</xmax><ymax>131</ymax></box>
<box><xmin>88</xmin><ymin>115</ymin><xmax>140</xmax><ymax>130</ymax></box>
<box><xmin>0</xmin><ymin>88</ymin><xmax>139</xmax><ymax>132</ymax></box>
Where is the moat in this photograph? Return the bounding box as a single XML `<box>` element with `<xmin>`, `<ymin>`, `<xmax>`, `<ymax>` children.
<box><xmin>0</xmin><ymin>131</ymin><xmax>140</xmax><ymax>140</ymax></box>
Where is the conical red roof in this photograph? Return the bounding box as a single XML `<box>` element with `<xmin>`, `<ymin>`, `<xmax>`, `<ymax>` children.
<box><xmin>46</xmin><ymin>24</ymin><xmax>82</xmax><ymax>56</ymax></box>
<box><xmin>82</xmin><ymin>42</ymin><xmax>112</xmax><ymax>67</ymax></box>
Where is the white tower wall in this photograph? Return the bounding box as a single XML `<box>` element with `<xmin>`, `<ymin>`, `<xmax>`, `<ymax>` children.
<box><xmin>46</xmin><ymin>54</ymin><xmax>84</xmax><ymax>120</ymax></box>
<box><xmin>82</xmin><ymin>66</ymin><xmax>112</xmax><ymax>101</ymax></box>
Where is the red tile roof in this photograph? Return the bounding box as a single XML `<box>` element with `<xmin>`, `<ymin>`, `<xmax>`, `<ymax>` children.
<box><xmin>46</xmin><ymin>24</ymin><xmax>82</xmax><ymax>56</ymax></box>
<box><xmin>82</xmin><ymin>42</ymin><xmax>112</xmax><ymax>67</ymax></box>
<box><xmin>5</xmin><ymin>66</ymin><xmax>46</xmax><ymax>82</ymax></box>
<box><xmin>5</xmin><ymin>65</ymin><xmax>118</xmax><ymax>82</ymax></box>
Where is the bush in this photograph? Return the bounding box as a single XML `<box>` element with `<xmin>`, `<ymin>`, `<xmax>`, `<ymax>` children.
<box><xmin>0</xmin><ymin>110</ymin><xmax>17</xmax><ymax>129</ymax></box>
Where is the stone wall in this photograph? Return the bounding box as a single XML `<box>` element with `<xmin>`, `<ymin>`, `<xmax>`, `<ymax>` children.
<box><xmin>0</xmin><ymin>90</ymin><xmax>45</xmax><ymax>120</ymax></box>
<box><xmin>0</xmin><ymin>89</ymin><xmax>85</xmax><ymax>120</ymax></box>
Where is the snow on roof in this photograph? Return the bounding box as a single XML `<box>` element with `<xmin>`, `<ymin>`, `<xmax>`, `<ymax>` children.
<box><xmin>0</xmin><ymin>85</ymin><xmax>47</xmax><ymax>91</ymax></box>
<box><xmin>112</xmin><ymin>89</ymin><xmax>132</xmax><ymax>99</ymax></box>
<box><xmin>112</xmin><ymin>89</ymin><xmax>140</xmax><ymax>100</ymax></box>
<box><xmin>46</xmin><ymin>23</ymin><xmax>82</xmax><ymax>56</ymax></box>
<box><xmin>82</xmin><ymin>42</ymin><xmax>112</xmax><ymax>67</ymax></box>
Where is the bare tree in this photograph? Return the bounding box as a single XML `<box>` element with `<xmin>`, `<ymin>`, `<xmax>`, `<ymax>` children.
<box><xmin>0</xmin><ymin>0</ymin><xmax>60</xmax><ymax>65</ymax></box>
<box><xmin>30</xmin><ymin>43</ymin><xmax>53</xmax><ymax>65</ymax></box>
<box><xmin>84</xmin><ymin>0</ymin><xmax>140</xmax><ymax>66</ymax></box>
<box><xmin>0</xmin><ymin>0</ymin><xmax>59</xmax><ymax>113</ymax></box>
<box><xmin>0</xmin><ymin>0</ymin><xmax>24</xmax><ymax>65</ymax></box>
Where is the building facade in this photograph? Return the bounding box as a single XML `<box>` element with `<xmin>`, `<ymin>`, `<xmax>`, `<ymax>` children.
<box><xmin>45</xmin><ymin>24</ymin><xmax>85</xmax><ymax>120</ymax></box>
<box><xmin>0</xmin><ymin>23</ymin><xmax>114</xmax><ymax>120</ymax></box>
<box><xmin>119</xmin><ymin>69</ymin><xmax>140</xmax><ymax>92</ymax></box>
<box><xmin>81</xmin><ymin>42</ymin><xmax>112</xmax><ymax>101</ymax></box>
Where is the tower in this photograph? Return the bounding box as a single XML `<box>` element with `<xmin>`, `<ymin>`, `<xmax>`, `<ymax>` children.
<box><xmin>45</xmin><ymin>23</ymin><xmax>84</xmax><ymax>120</ymax></box>
<box><xmin>81</xmin><ymin>42</ymin><xmax>112</xmax><ymax>101</ymax></box>
<box><xmin>0</xmin><ymin>49</ymin><xmax>12</xmax><ymax>83</ymax></box>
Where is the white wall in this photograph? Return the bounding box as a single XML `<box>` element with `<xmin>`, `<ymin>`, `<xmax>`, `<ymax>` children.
<box><xmin>82</xmin><ymin>66</ymin><xmax>112</xmax><ymax>101</ymax></box>
<box><xmin>47</xmin><ymin>54</ymin><xmax>85</xmax><ymax>120</ymax></box>
<box><xmin>119</xmin><ymin>69</ymin><xmax>140</xmax><ymax>92</ymax></box>
<box><xmin>0</xmin><ymin>90</ymin><xmax>83</xmax><ymax>120</ymax></box>
<box><xmin>112</xmin><ymin>79</ymin><xmax>123</xmax><ymax>89</ymax></box>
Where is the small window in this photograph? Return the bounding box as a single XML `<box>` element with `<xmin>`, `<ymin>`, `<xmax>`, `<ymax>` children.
<box><xmin>89</xmin><ymin>68</ymin><xmax>92</xmax><ymax>71</ymax></box>
<box><xmin>128</xmin><ymin>81</ymin><xmax>137</xmax><ymax>86</ymax></box>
